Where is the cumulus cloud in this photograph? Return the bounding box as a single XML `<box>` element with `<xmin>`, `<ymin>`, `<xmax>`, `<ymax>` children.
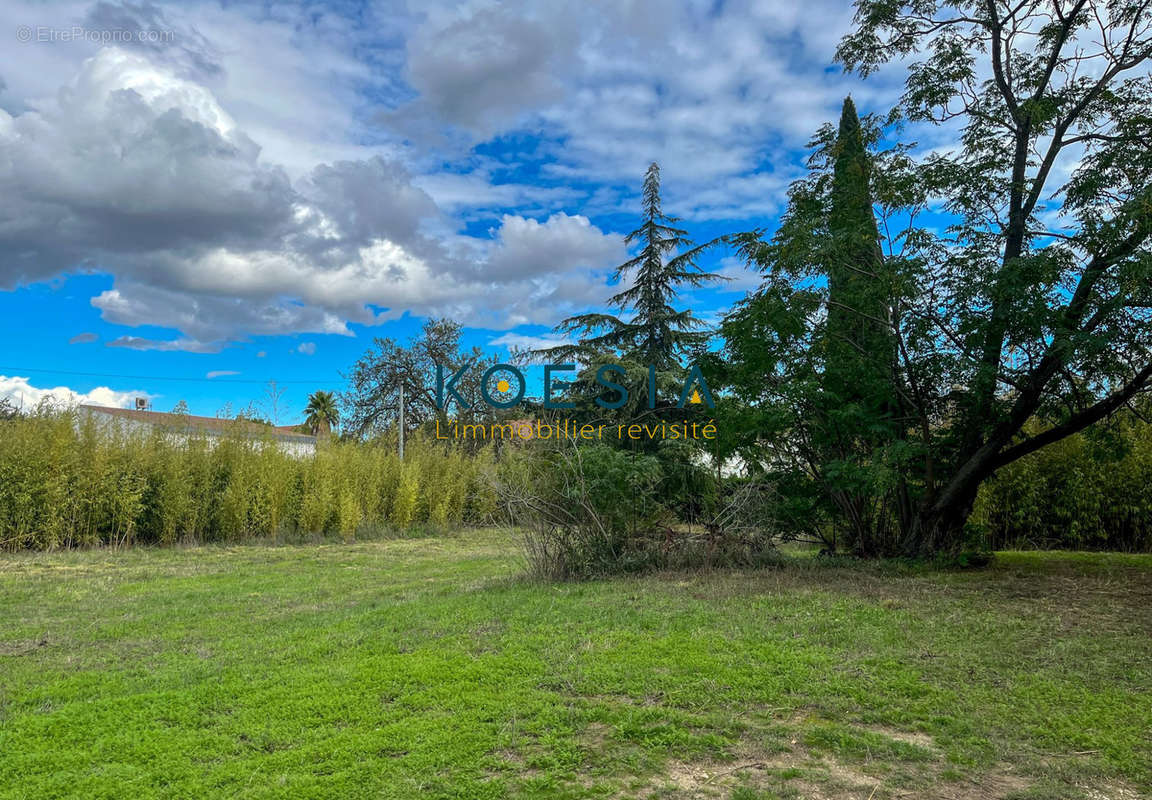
<box><xmin>0</xmin><ymin>0</ymin><xmax>889</xmax><ymax>352</ymax></box>
<box><xmin>299</xmin><ymin>157</ymin><xmax>441</xmax><ymax>257</ymax></box>
<box><xmin>0</xmin><ymin>45</ymin><xmax>627</xmax><ymax>344</ymax></box>
<box><xmin>82</xmin><ymin>0</ymin><xmax>223</xmax><ymax>82</ymax></box>
<box><xmin>483</xmin><ymin>213</ymin><xmax>624</xmax><ymax>281</ymax></box>
<box><xmin>0</xmin><ymin>48</ymin><xmax>295</xmax><ymax>287</ymax></box>
<box><xmin>396</xmin><ymin>3</ymin><xmax>578</xmax><ymax>133</ymax></box>
<box><xmin>296</xmin><ymin>342</ymin><xmax>316</xmax><ymax>355</ymax></box>
<box><xmin>92</xmin><ymin>280</ymin><xmax>354</xmax><ymax>341</ymax></box>
<box><xmin>393</xmin><ymin>0</ymin><xmax>884</xmax><ymax>210</ymax></box>
<box><xmin>0</xmin><ymin>374</ymin><xmax>150</xmax><ymax>410</ymax></box>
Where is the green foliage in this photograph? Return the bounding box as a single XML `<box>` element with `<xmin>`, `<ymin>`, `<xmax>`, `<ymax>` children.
<box><xmin>500</xmin><ymin>444</ymin><xmax>668</xmax><ymax>579</ymax></box>
<box><xmin>0</xmin><ymin>408</ymin><xmax>496</xmax><ymax>550</ymax></box>
<box><xmin>973</xmin><ymin>414</ymin><xmax>1152</xmax><ymax>552</ymax></box>
<box><xmin>804</xmin><ymin>722</ymin><xmax>933</xmax><ymax>763</ymax></box>
<box><xmin>720</xmin><ymin>4</ymin><xmax>1152</xmax><ymax>555</ymax></box>
<box><xmin>544</xmin><ymin>162</ymin><xmax>724</xmax><ymax>370</ymax></box>
<box><xmin>500</xmin><ymin>442</ymin><xmax>781</xmax><ymax>579</ymax></box>
<box><xmin>714</xmin><ymin>102</ymin><xmax>917</xmax><ymax>556</ymax></box>
<box><xmin>823</xmin><ymin>97</ymin><xmax>897</xmax><ymax>418</ymax></box>
<box><xmin>389</xmin><ymin>460</ymin><xmax>421</xmax><ymax>529</ymax></box>
<box><xmin>816</xmin><ymin>98</ymin><xmax>906</xmax><ymax>555</ymax></box>
<box><xmin>303</xmin><ymin>390</ymin><xmax>339</xmax><ymax>436</ymax></box>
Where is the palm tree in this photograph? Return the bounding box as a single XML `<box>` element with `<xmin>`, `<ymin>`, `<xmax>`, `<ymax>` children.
<box><xmin>304</xmin><ymin>391</ymin><xmax>339</xmax><ymax>437</ymax></box>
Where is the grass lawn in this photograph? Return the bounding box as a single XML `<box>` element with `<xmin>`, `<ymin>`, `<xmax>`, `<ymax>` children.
<box><xmin>1</xmin><ymin>530</ymin><xmax>1150</xmax><ymax>799</ymax></box>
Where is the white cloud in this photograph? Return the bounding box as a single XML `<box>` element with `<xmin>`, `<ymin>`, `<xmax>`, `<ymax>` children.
<box><xmin>0</xmin><ymin>47</ymin><xmax>296</xmax><ymax>287</ymax></box>
<box><xmin>0</xmin><ymin>374</ymin><xmax>150</xmax><ymax>410</ymax></box>
<box><xmin>297</xmin><ymin>342</ymin><xmax>316</xmax><ymax>355</ymax></box>
<box><xmin>106</xmin><ymin>335</ymin><xmax>225</xmax><ymax>354</ymax></box>
<box><xmin>488</xmin><ymin>332</ymin><xmax>573</xmax><ymax>353</ymax></box>
<box><xmin>0</xmin><ymin>0</ymin><xmax>405</xmax><ymax>176</ymax></box>
<box><xmin>715</xmin><ymin>256</ymin><xmax>764</xmax><ymax>293</ymax></box>
<box><xmin>412</xmin><ymin>168</ymin><xmax>583</xmax><ymax>220</ymax></box>
<box><xmin>395</xmin><ymin>3</ymin><xmax>578</xmax><ymax>133</ymax></box>
<box><xmin>392</xmin><ymin>0</ymin><xmax>888</xmax><ymax>213</ymax></box>
<box><xmin>0</xmin><ymin>0</ymin><xmax>898</xmax><ymax>349</ymax></box>
<box><xmin>206</xmin><ymin>370</ymin><xmax>239</xmax><ymax>379</ymax></box>
<box><xmin>483</xmin><ymin>213</ymin><xmax>625</xmax><ymax>281</ymax></box>
<box><xmin>0</xmin><ymin>45</ymin><xmax>630</xmax><ymax>343</ymax></box>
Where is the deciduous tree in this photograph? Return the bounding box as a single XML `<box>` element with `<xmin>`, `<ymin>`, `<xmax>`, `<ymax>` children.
<box><xmin>726</xmin><ymin>1</ymin><xmax>1152</xmax><ymax>556</ymax></box>
<box><xmin>342</xmin><ymin>318</ymin><xmax>494</xmax><ymax>437</ymax></box>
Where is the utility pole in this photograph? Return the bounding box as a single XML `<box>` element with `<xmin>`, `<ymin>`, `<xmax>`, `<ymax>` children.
<box><xmin>398</xmin><ymin>382</ymin><xmax>405</xmax><ymax>461</ymax></box>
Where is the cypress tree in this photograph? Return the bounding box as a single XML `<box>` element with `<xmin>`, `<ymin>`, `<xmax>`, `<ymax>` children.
<box><xmin>823</xmin><ymin>97</ymin><xmax>897</xmax><ymax>418</ymax></box>
<box><xmin>815</xmin><ymin>97</ymin><xmax>904</xmax><ymax>555</ymax></box>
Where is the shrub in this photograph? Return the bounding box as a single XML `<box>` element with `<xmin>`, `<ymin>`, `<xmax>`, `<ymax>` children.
<box><xmin>389</xmin><ymin>461</ymin><xmax>420</xmax><ymax>529</ymax></box>
<box><xmin>973</xmin><ymin>415</ymin><xmax>1152</xmax><ymax>552</ymax></box>
<box><xmin>498</xmin><ymin>443</ymin><xmax>781</xmax><ymax>579</ymax></box>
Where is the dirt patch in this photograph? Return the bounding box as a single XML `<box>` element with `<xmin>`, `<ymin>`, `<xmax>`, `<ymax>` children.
<box><xmin>579</xmin><ymin>721</ymin><xmax>612</xmax><ymax>749</ymax></box>
<box><xmin>613</xmin><ymin>729</ymin><xmax>1043</xmax><ymax>800</ymax></box>
<box><xmin>859</xmin><ymin>724</ymin><xmax>937</xmax><ymax>751</ymax></box>
<box><xmin>655</xmin><ymin>759</ymin><xmax>727</xmax><ymax>797</ymax></box>
<box><xmin>928</xmin><ymin>772</ymin><xmax>1030</xmax><ymax>800</ymax></box>
<box><xmin>628</xmin><ymin>736</ymin><xmax>881</xmax><ymax>799</ymax></box>
<box><xmin>1081</xmin><ymin>783</ymin><xmax>1144</xmax><ymax>800</ymax></box>
<box><xmin>483</xmin><ymin>746</ymin><xmax>543</xmax><ymax>782</ymax></box>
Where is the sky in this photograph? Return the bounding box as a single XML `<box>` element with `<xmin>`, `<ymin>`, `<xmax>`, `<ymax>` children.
<box><xmin>0</xmin><ymin>0</ymin><xmax>901</xmax><ymax>423</ymax></box>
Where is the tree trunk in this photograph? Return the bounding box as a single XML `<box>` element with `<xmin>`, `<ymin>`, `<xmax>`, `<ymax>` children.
<box><xmin>905</xmin><ymin>484</ymin><xmax>979</xmax><ymax>557</ymax></box>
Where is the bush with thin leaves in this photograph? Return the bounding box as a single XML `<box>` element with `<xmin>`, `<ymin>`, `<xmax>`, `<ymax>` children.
<box><xmin>973</xmin><ymin>415</ymin><xmax>1152</xmax><ymax>552</ymax></box>
<box><xmin>498</xmin><ymin>443</ymin><xmax>782</xmax><ymax>579</ymax></box>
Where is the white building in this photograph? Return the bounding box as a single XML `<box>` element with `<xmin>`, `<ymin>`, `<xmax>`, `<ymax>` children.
<box><xmin>78</xmin><ymin>404</ymin><xmax>318</xmax><ymax>458</ymax></box>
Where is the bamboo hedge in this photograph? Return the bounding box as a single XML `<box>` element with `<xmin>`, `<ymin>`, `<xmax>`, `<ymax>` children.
<box><xmin>0</xmin><ymin>409</ymin><xmax>497</xmax><ymax>550</ymax></box>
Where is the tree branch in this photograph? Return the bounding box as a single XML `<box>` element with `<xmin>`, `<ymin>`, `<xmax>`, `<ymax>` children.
<box><xmin>992</xmin><ymin>360</ymin><xmax>1152</xmax><ymax>469</ymax></box>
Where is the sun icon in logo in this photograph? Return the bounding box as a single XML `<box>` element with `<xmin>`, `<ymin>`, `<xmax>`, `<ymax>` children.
<box><xmin>488</xmin><ymin>369</ymin><xmax>518</xmax><ymax>401</ymax></box>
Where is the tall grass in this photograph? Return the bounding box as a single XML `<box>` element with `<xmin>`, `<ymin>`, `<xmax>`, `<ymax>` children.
<box><xmin>0</xmin><ymin>408</ymin><xmax>496</xmax><ymax>550</ymax></box>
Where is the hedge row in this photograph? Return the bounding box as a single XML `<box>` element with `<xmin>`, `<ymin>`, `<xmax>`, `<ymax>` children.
<box><xmin>0</xmin><ymin>410</ymin><xmax>497</xmax><ymax>550</ymax></box>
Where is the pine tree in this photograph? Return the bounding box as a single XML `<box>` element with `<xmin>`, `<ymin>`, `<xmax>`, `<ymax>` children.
<box><xmin>545</xmin><ymin>162</ymin><xmax>724</xmax><ymax>370</ymax></box>
<box><xmin>717</xmin><ymin>97</ymin><xmax>906</xmax><ymax>555</ymax></box>
<box><xmin>815</xmin><ymin>97</ymin><xmax>904</xmax><ymax>554</ymax></box>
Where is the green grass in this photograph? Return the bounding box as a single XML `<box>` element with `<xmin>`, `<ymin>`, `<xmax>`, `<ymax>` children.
<box><xmin>1</xmin><ymin>532</ymin><xmax>1150</xmax><ymax>799</ymax></box>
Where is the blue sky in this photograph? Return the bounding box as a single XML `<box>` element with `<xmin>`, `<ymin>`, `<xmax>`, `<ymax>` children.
<box><xmin>0</xmin><ymin>0</ymin><xmax>897</xmax><ymax>423</ymax></box>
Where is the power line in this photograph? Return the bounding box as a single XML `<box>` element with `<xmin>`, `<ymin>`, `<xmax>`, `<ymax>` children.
<box><xmin>0</xmin><ymin>365</ymin><xmax>340</xmax><ymax>385</ymax></box>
